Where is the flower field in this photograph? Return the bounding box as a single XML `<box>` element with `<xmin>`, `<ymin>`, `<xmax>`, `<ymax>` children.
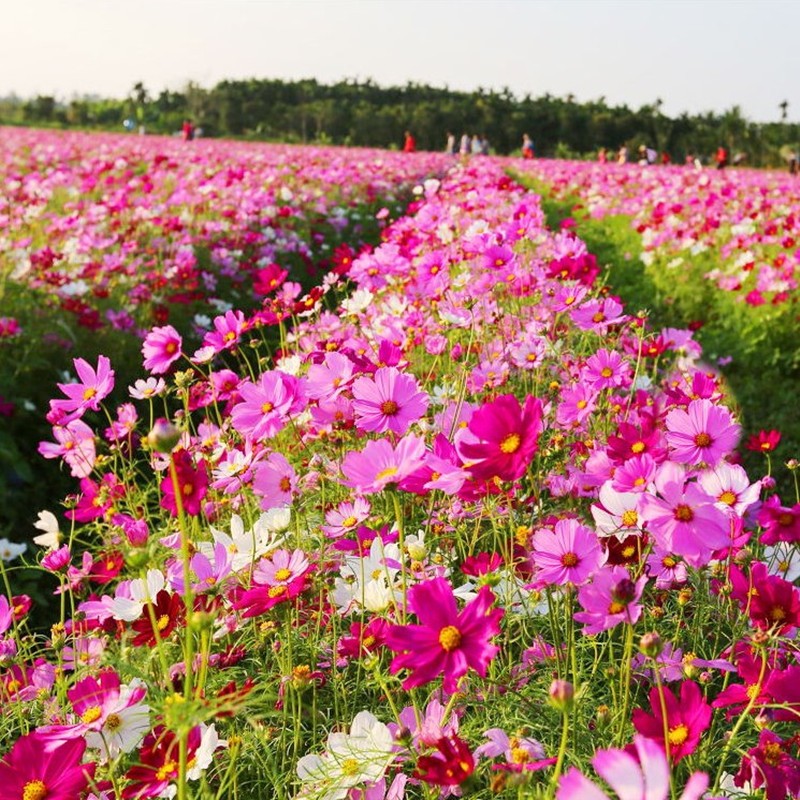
<box><xmin>0</xmin><ymin>131</ymin><xmax>798</xmax><ymax>800</ymax></box>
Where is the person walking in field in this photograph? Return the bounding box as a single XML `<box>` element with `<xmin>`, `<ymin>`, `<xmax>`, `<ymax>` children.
<box><xmin>522</xmin><ymin>134</ymin><xmax>534</xmax><ymax>159</ymax></box>
<box><xmin>715</xmin><ymin>146</ymin><xmax>728</xmax><ymax>169</ymax></box>
<box><xmin>403</xmin><ymin>131</ymin><xmax>416</xmax><ymax>153</ymax></box>
<box><xmin>459</xmin><ymin>133</ymin><xmax>471</xmax><ymax>155</ymax></box>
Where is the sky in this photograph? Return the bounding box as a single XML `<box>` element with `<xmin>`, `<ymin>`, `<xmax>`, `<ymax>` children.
<box><xmin>2</xmin><ymin>0</ymin><xmax>799</xmax><ymax>123</ymax></box>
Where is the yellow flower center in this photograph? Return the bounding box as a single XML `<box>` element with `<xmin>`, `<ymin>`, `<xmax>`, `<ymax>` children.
<box><xmin>438</xmin><ymin>625</ymin><xmax>462</xmax><ymax>652</ymax></box>
<box><xmin>608</xmin><ymin>601</ymin><xmax>625</xmax><ymax>614</ymax></box>
<box><xmin>375</xmin><ymin>466</ymin><xmax>398</xmax><ymax>482</ymax></box>
<box><xmin>341</xmin><ymin>758</ymin><xmax>360</xmax><ymax>777</ymax></box>
<box><xmin>763</xmin><ymin>741</ymin><xmax>782</xmax><ymax>767</ymax></box>
<box><xmin>631</xmin><ymin>441</ymin><xmax>646</xmax><ymax>454</ymax></box>
<box><xmin>621</xmin><ymin>509</ymin><xmax>638</xmax><ymax>527</ymax></box>
<box><xmin>693</xmin><ymin>432</ymin><xmax>712</xmax><ymax>448</ymax></box>
<box><xmin>380</xmin><ymin>400</ymin><xmax>399</xmax><ymax>415</ymax></box>
<box><xmin>673</xmin><ymin>504</ymin><xmax>694</xmax><ymax>522</ymax></box>
<box><xmin>268</xmin><ymin>585</ymin><xmax>288</xmax><ymax>598</ymax></box>
<box><xmin>662</xmin><ymin>556</ymin><xmax>677</xmax><ymax>569</ymax></box>
<box><xmin>156</xmin><ymin>760</ymin><xmax>178</xmax><ymax>781</ymax></box>
<box><xmin>81</xmin><ymin>705</ymin><xmax>103</xmax><ymax>724</ymax></box>
<box><xmin>600</xmin><ymin>367</ymin><xmax>613</xmax><ymax>378</ymax></box>
<box><xmin>510</xmin><ymin>746</ymin><xmax>530</xmax><ymax>764</ymax></box>
<box><xmin>719</xmin><ymin>490</ymin><xmax>737</xmax><ymax>506</ymax></box>
<box><xmin>341</xmin><ymin>515</ymin><xmax>357</xmax><ymax>528</ymax></box>
<box><xmin>156</xmin><ymin>614</ymin><xmax>171</xmax><ymax>631</ymax></box>
<box><xmin>500</xmin><ymin>432</ymin><xmax>521</xmax><ymax>454</ymax></box>
<box><xmin>261</xmin><ymin>401</ymin><xmax>274</xmax><ymax>413</ymax></box>
<box><xmin>82</xmin><ymin>387</ymin><xmax>97</xmax><ymax>401</ymax></box>
<box><xmin>668</xmin><ymin>724</ymin><xmax>689</xmax><ymax>746</ymax></box>
<box><xmin>576</xmin><ymin>400</ymin><xmax>588</xmax><ymax>410</ymax></box>
<box><xmin>274</xmin><ymin>568</ymin><xmax>292</xmax><ymax>581</ymax></box>
<box><xmin>22</xmin><ymin>780</ymin><xmax>48</xmax><ymax>800</ymax></box>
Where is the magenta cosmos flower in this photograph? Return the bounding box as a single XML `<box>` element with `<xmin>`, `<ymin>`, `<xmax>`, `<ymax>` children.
<box><xmin>557</xmin><ymin>733</ymin><xmax>708</xmax><ymax>800</ymax></box>
<box><xmin>141</xmin><ymin>325</ymin><xmax>183</xmax><ymax>374</ymax></box>
<box><xmin>0</xmin><ymin>732</ymin><xmax>96</xmax><ymax>800</ymax></box>
<box><xmin>386</xmin><ymin>577</ymin><xmax>503</xmax><ymax>693</ymax></box>
<box><xmin>632</xmin><ymin>680</ymin><xmax>712</xmax><ymax>764</ymax></box>
<box><xmin>340</xmin><ymin>434</ymin><xmax>426</xmax><ymax>494</ymax></box>
<box><xmin>352</xmin><ymin>366</ymin><xmax>429</xmax><ymax>435</ymax></box>
<box><xmin>665</xmin><ymin>398</ymin><xmax>740</xmax><ymax>467</ymax></box>
<box><xmin>457</xmin><ymin>393</ymin><xmax>543</xmax><ymax>482</ymax></box>
<box><xmin>531</xmin><ymin>518</ymin><xmax>606</xmax><ymax>586</ymax></box>
<box><xmin>51</xmin><ymin>355</ymin><xmax>115</xmax><ymax>421</ymax></box>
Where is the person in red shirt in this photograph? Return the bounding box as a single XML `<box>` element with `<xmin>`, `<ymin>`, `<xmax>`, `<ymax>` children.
<box><xmin>182</xmin><ymin>119</ymin><xmax>195</xmax><ymax>142</ymax></box>
<box><xmin>403</xmin><ymin>131</ymin><xmax>416</xmax><ymax>153</ymax></box>
<box><xmin>715</xmin><ymin>146</ymin><xmax>728</xmax><ymax>169</ymax></box>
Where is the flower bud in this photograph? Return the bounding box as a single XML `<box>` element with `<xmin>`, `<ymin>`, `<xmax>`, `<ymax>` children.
<box><xmin>639</xmin><ymin>631</ymin><xmax>663</xmax><ymax>658</ymax></box>
<box><xmin>147</xmin><ymin>418</ymin><xmax>181</xmax><ymax>453</ymax></box>
<box><xmin>548</xmin><ymin>679</ymin><xmax>574</xmax><ymax>712</ymax></box>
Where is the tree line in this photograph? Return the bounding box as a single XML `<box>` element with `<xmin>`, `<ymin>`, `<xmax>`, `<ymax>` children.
<box><xmin>2</xmin><ymin>78</ymin><xmax>799</xmax><ymax>167</ymax></box>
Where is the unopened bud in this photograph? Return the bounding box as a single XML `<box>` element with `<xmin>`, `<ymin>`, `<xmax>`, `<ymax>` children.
<box><xmin>147</xmin><ymin>418</ymin><xmax>181</xmax><ymax>453</ymax></box>
<box><xmin>639</xmin><ymin>631</ymin><xmax>663</xmax><ymax>658</ymax></box>
<box><xmin>548</xmin><ymin>679</ymin><xmax>574</xmax><ymax>712</ymax></box>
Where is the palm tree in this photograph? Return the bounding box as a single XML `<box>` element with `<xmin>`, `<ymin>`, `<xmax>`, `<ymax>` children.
<box><xmin>780</xmin><ymin>100</ymin><xmax>789</xmax><ymax>122</ymax></box>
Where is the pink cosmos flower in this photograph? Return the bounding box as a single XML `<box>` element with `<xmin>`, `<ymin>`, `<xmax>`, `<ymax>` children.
<box><xmin>574</xmin><ymin>565</ymin><xmax>647</xmax><ymax>635</ymax></box>
<box><xmin>555</xmin><ymin>382</ymin><xmax>599</xmax><ymax>428</ymax></box>
<box><xmin>50</xmin><ymin>355</ymin><xmax>115</xmax><ymax>421</ymax></box>
<box><xmin>385</xmin><ymin>577</ymin><xmax>503</xmax><ymax>693</ymax></box>
<box><xmin>322</xmin><ymin>498</ymin><xmax>371</xmax><ymax>539</ymax></box>
<box><xmin>632</xmin><ymin>680</ymin><xmax>712</xmax><ymax>764</ymax></box>
<box><xmin>665</xmin><ymin>398</ymin><xmax>740</xmax><ymax>466</ymax></box>
<box><xmin>757</xmin><ymin>495</ymin><xmax>800</xmax><ymax>544</ymax></box>
<box><xmin>252</xmin><ymin>452</ymin><xmax>298</xmax><ymax>509</ymax></box>
<box><xmin>305</xmin><ymin>351</ymin><xmax>355</xmax><ymax>400</ymax></box>
<box><xmin>0</xmin><ymin>733</ymin><xmax>96</xmax><ymax>800</ymax></box>
<box><xmin>200</xmin><ymin>309</ymin><xmax>248</xmax><ymax>354</ymax></box>
<box><xmin>698</xmin><ymin>462</ymin><xmax>761</xmax><ymax>516</ymax></box>
<box><xmin>340</xmin><ymin>434</ymin><xmax>426</xmax><ymax>494</ymax></box>
<box><xmin>38</xmin><ymin>419</ymin><xmax>97</xmax><ymax>478</ymax></box>
<box><xmin>141</xmin><ymin>325</ymin><xmax>183</xmax><ymax>374</ymax></box>
<box><xmin>611</xmin><ymin>453</ymin><xmax>657</xmax><ymax>493</ymax></box>
<box><xmin>557</xmin><ymin>734</ymin><xmax>708</xmax><ymax>800</ymax></box>
<box><xmin>531</xmin><ymin>518</ymin><xmax>606</xmax><ymax>586</ymax></box>
<box><xmin>582</xmin><ymin>349</ymin><xmax>631</xmax><ymax>391</ymax></box>
<box><xmin>352</xmin><ymin>366</ymin><xmax>428</xmax><ymax>436</ymax></box>
<box><xmin>638</xmin><ymin>462</ymin><xmax>731</xmax><ymax>568</ymax></box>
<box><xmin>230</xmin><ymin>370</ymin><xmax>306</xmax><ymax>442</ymax></box>
<box><xmin>457</xmin><ymin>393</ymin><xmax>543</xmax><ymax>482</ymax></box>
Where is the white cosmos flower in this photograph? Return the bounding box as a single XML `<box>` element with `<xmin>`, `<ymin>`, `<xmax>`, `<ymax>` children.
<box><xmin>296</xmin><ymin>711</ymin><xmax>394</xmax><ymax>800</ymax></box>
<box><xmin>33</xmin><ymin>510</ymin><xmax>62</xmax><ymax>551</ymax></box>
<box><xmin>0</xmin><ymin>539</ymin><xmax>25</xmax><ymax>562</ymax></box>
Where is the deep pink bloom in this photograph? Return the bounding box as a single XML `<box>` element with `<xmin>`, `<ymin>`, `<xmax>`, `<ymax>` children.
<box><xmin>352</xmin><ymin>366</ymin><xmax>429</xmax><ymax>435</ymax></box>
<box><xmin>141</xmin><ymin>325</ymin><xmax>183</xmax><ymax>374</ymax></box>
<box><xmin>758</xmin><ymin>495</ymin><xmax>800</xmax><ymax>544</ymax></box>
<box><xmin>582</xmin><ymin>349</ymin><xmax>630</xmax><ymax>391</ymax></box>
<box><xmin>340</xmin><ymin>434</ymin><xmax>426</xmax><ymax>494</ymax></box>
<box><xmin>574</xmin><ymin>565</ymin><xmax>647</xmax><ymax>634</ymax></box>
<box><xmin>557</xmin><ymin>734</ymin><xmax>708</xmax><ymax>800</ymax></box>
<box><xmin>457</xmin><ymin>393</ymin><xmax>543</xmax><ymax>482</ymax></box>
<box><xmin>160</xmin><ymin>450</ymin><xmax>208</xmax><ymax>517</ymax></box>
<box><xmin>745</xmin><ymin>429</ymin><xmax>781</xmax><ymax>453</ymax></box>
<box><xmin>414</xmin><ymin>734</ymin><xmax>475</xmax><ymax>787</ymax></box>
<box><xmin>665</xmin><ymin>398</ymin><xmax>740</xmax><ymax>466</ymax></box>
<box><xmin>735</xmin><ymin>729</ymin><xmax>800</xmax><ymax>800</ymax></box>
<box><xmin>252</xmin><ymin>452</ymin><xmax>298</xmax><ymax>509</ymax></box>
<box><xmin>532</xmin><ymin>518</ymin><xmax>606</xmax><ymax>586</ymax></box>
<box><xmin>0</xmin><ymin>733</ymin><xmax>96</xmax><ymax>800</ymax></box>
<box><xmin>632</xmin><ymin>681</ymin><xmax>712</xmax><ymax>764</ymax></box>
<box><xmin>200</xmin><ymin>309</ymin><xmax>248</xmax><ymax>354</ymax></box>
<box><xmin>386</xmin><ymin>577</ymin><xmax>503</xmax><ymax>693</ymax></box>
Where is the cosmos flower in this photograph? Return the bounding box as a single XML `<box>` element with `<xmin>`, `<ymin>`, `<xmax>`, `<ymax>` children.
<box><xmin>631</xmin><ymin>681</ymin><xmax>712</xmax><ymax>764</ymax></box>
<box><xmin>457</xmin><ymin>393</ymin><xmax>543</xmax><ymax>482</ymax></box>
<box><xmin>385</xmin><ymin>577</ymin><xmax>503</xmax><ymax>693</ymax></box>
<box><xmin>665</xmin><ymin>398</ymin><xmax>740</xmax><ymax>467</ymax></box>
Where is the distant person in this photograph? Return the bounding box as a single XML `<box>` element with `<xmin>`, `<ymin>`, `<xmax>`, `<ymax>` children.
<box><xmin>715</xmin><ymin>146</ymin><xmax>728</xmax><ymax>169</ymax></box>
<box><xmin>471</xmin><ymin>134</ymin><xmax>482</xmax><ymax>155</ymax></box>
<box><xmin>445</xmin><ymin>131</ymin><xmax>456</xmax><ymax>155</ymax></box>
<box><xmin>480</xmin><ymin>134</ymin><xmax>490</xmax><ymax>156</ymax></box>
<box><xmin>598</xmin><ymin>147</ymin><xmax>608</xmax><ymax>164</ymax></box>
<box><xmin>637</xmin><ymin>145</ymin><xmax>648</xmax><ymax>165</ymax></box>
<box><xmin>182</xmin><ymin>119</ymin><xmax>195</xmax><ymax>141</ymax></box>
<box><xmin>521</xmin><ymin>133</ymin><xmax>534</xmax><ymax>159</ymax></box>
<box><xmin>661</xmin><ymin>151</ymin><xmax>671</xmax><ymax>165</ymax></box>
<box><xmin>403</xmin><ymin>130</ymin><xmax>416</xmax><ymax>152</ymax></box>
<box><xmin>459</xmin><ymin>133</ymin><xmax>471</xmax><ymax>155</ymax></box>
<box><xmin>788</xmin><ymin>151</ymin><xmax>799</xmax><ymax>175</ymax></box>
<box><xmin>617</xmin><ymin>145</ymin><xmax>628</xmax><ymax>164</ymax></box>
